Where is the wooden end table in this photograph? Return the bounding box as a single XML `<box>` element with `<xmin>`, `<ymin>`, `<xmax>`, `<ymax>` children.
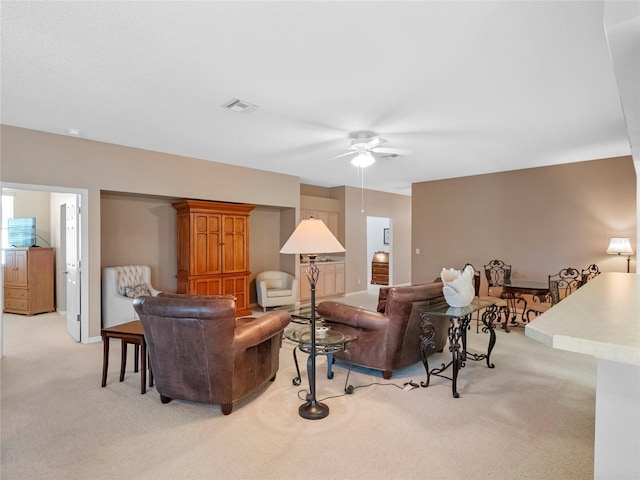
<box><xmin>101</xmin><ymin>320</ymin><xmax>153</xmax><ymax>394</ymax></box>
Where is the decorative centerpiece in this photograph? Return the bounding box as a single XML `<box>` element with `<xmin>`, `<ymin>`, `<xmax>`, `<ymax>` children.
<box><xmin>440</xmin><ymin>265</ymin><xmax>475</xmax><ymax>307</ymax></box>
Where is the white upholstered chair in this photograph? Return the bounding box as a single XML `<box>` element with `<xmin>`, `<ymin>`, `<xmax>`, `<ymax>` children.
<box><xmin>256</xmin><ymin>271</ymin><xmax>297</xmax><ymax>312</ymax></box>
<box><xmin>102</xmin><ymin>265</ymin><xmax>161</xmax><ymax>328</ymax></box>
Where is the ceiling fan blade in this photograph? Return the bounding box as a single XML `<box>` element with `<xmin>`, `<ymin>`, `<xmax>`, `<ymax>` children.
<box><xmin>364</xmin><ymin>137</ymin><xmax>387</xmax><ymax>149</ymax></box>
<box><xmin>371</xmin><ymin>147</ymin><xmax>411</xmax><ymax>155</ymax></box>
<box><xmin>332</xmin><ymin>151</ymin><xmax>357</xmax><ymax>160</ymax></box>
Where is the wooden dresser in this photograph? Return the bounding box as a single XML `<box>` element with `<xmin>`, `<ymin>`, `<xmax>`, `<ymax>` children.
<box><xmin>3</xmin><ymin>247</ymin><xmax>55</xmax><ymax>315</ymax></box>
<box><xmin>371</xmin><ymin>251</ymin><xmax>389</xmax><ymax>285</ymax></box>
<box><xmin>172</xmin><ymin>200</ymin><xmax>254</xmax><ymax>317</ymax></box>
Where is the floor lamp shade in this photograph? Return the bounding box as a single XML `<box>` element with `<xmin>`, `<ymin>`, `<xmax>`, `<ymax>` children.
<box><xmin>280</xmin><ymin>218</ymin><xmax>345</xmax><ymax>255</ymax></box>
<box><xmin>606</xmin><ymin>237</ymin><xmax>634</xmax><ymax>273</ymax></box>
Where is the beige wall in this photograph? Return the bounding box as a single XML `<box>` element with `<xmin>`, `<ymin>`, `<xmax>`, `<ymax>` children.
<box><xmin>411</xmin><ymin>156</ymin><xmax>636</xmax><ymax>291</ymax></box>
<box><xmin>100</xmin><ymin>193</ymin><xmax>292</xmax><ymax>303</ymax></box>
<box><xmin>1</xmin><ymin>125</ymin><xmax>300</xmax><ymax>339</ymax></box>
<box><xmin>342</xmin><ymin>186</ymin><xmax>412</xmax><ymax>291</ymax></box>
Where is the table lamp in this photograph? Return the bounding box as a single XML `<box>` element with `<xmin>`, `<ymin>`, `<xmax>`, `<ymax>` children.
<box><xmin>606</xmin><ymin>237</ymin><xmax>634</xmax><ymax>273</ymax></box>
<box><xmin>280</xmin><ymin>217</ymin><xmax>345</xmax><ymax>420</ymax></box>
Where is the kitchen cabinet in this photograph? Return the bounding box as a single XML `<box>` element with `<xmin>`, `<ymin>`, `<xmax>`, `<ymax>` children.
<box><xmin>301</xmin><ymin>209</ymin><xmax>339</xmax><ymax>240</ymax></box>
<box><xmin>299</xmin><ymin>262</ymin><xmax>345</xmax><ymax>302</ymax></box>
<box><xmin>3</xmin><ymin>247</ymin><xmax>55</xmax><ymax>315</ymax></box>
<box><xmin>173</xmin><ymin>200</ymin><xmax>254</xmax><ymax>317</ymax></box>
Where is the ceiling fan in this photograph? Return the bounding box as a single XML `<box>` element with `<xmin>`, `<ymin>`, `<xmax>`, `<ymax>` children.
<box><xmin>335</xmin><ymin>130</ymin><xmax>411</xmax><ymax>168</ymax></box>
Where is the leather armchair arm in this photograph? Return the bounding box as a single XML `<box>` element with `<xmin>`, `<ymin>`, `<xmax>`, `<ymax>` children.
<box><xmin>234</xmin><ymin>311</ymin><xmax>291</xmax><ymax>349</ymax></box>
<box><xmin>317</xmin><ymin>301</ymin><xmax>387</xmax><ymax>331</ymax></box>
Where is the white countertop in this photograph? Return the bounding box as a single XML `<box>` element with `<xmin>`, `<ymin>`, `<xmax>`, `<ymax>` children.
<box><xmin>525</xmin><ymin>273</ymin><xmax>640</xmax><ymax>366</ymax></box>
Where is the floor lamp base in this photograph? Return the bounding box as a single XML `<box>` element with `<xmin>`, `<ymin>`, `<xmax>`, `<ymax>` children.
<box><xmin>299</xmin><ymin>400</ymin><xmax>329</xmax><ymax>420</ymax></box>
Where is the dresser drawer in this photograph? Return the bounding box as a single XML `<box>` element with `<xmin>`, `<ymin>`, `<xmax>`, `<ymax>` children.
<box><xmin>4</xmin><ymin>288</ymin><xmax>27</xmax><ymax>300</ymax></box>
<box><xmin>4</xmin><ymin>298</ymin><xmax>28</xmax><ymax>311</ymax></box>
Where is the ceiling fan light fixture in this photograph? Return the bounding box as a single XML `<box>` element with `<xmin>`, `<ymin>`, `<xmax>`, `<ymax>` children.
<box><xmin>351</xmin><ymin>152</ymin><xmax>375</xmax><ymax>168</ymax></box>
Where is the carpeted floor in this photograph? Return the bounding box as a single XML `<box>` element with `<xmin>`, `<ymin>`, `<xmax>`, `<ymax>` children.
<box><xmin>0</xmin><ymin>295</ymin><xmax>596</xmax><ymax>479</ymax></box>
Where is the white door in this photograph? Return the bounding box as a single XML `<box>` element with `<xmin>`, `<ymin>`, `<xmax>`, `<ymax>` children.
<box><xmin>65</xmin><ymin>199</ymin><xmax>81</xmax><ymax>341</ymax></box>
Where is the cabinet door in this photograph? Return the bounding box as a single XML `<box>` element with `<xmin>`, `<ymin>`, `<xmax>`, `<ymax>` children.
<box><xmin>222</xmin><ymin>276</ymin><xmax>249</xmax><ymax>311</ymax></box>
<box><xmin>315</xmin><ymin>264</ymin><xmax>325</xmax><ymax>298</ymax></box>
<box><xmin>299</xmin><ymin>266</ymin><xmax>311</xmax><ymax>302</ymax></box>
<box><xmin>323</xmin><ymin>264</ymin><xmax>336</xmax><ymax>296</ymax></box>
<box><xmin>222</xmin><ymin>215</ymin><xmax>248</xmax><ymax>273</ymax></box>
<box><xmin>190</xmin><ymin>277</ymin><xmax>223</xmax><ymax>296</ymax></box>
<box><xmin>4</xmin><ymin>250</ymin><xmax>28</xmax><ymax>287</ymax></box>
<box><xmin>317</xmin><ymin>211</ymin><xmax>330</xmax><ymax>227</ymax></box>
<box><xmin>192</xmin><ymin>213</ymin><xmax>221</xmax><ymax>275</ymax></box>
<box><xmin>335</xmin><ymin>263</ymin><xmax>345</xmax><ymax>294</ymax></box>
<box><xmin>327</xmin><ymin>212</ymin><xmax>339</xmax><ymax>239</ymax></box>
<box><xmin>303</xmin><ymin>210</ymin><xmax>318</xmax><ymax>220</ymax></box>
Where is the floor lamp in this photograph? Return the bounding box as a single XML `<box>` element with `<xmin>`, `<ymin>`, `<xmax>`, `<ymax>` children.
<box><xmin>607</xmin><ymin>237</ymin><xmax>634</xmax><ymax>273</ymax></box>
<box><xmin>280</xmin><ymin>217</ymin><xmax>345</xmax><ymax>420</ymax></box>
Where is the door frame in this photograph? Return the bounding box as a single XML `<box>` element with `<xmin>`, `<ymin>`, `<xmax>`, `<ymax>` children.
<box><xmin>0</xmin><ymin>183</ymin><xmax>89</xmax><ymax>355</ymax></box>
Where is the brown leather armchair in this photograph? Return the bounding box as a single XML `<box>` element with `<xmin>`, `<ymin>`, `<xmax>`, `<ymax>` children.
<box><xmin>133</xmin><ymin>294</ymin><xmax>290</xmax><ymax>415</ymax></box>
<box><xmin>317</xmin><ymin>283</ymin><xmax>449</xmax><ymax>379</ymax></box>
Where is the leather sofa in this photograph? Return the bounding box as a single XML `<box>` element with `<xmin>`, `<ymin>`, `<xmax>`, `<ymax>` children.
<box><xmin>317</xmin><ymin>283</ymin><xmax>449</xmax><ymax>379</ymax></box>
<box><xmin>133</xmin><ymin>293</ymin><xmax>290</xmax><ymax>415</ymax></box>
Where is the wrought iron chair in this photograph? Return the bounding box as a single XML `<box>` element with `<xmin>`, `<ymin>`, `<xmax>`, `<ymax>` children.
<box><xmin>581</xmin><ymin>264</ymin><xmax>600</xmax><ymax>284</ymax></box>
<box><xmin>550</xmin><ymin>267</ymin><xmax>583</xmax><ymax>299</ymax></box>
<box><xmin>483</xmin><ymin>259</ymin><xmax>516</xmax><ymax>327</ymax></box>
<box><xmin>525</xmin><ymin>280</ymin><xmax>560</xmax><ymax>321</ymax></box>
<box><xmin>526</xmin><ymin>267</ymin><xmax>583</xmax><ymax>321</ymax></box>
<box><xmin>483</xmin><ymin>259</ymin><xmax>511</xmax><ymax>297</ymax></box>
<box><xmin>466</xmin><ymin>263</ymin><xmax>509</xmax><ymax>332</ymax></box>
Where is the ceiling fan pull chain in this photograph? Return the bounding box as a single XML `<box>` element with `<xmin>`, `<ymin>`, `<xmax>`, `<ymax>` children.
<box><xmin>360</xmin><ymin>167</ymin><xmax>365</xmax><ymax>213</ymax></box>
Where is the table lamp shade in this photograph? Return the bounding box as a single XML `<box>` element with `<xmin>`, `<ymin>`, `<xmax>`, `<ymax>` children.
<box><xmin>606</xmin><ymin>237</ymin><xmax>634</xmax><ymax>255</ymax></box>
<box><xmin>280</xmin><ymin>218</ymin><xmax>345</xmax><ymax>255</ymax></box>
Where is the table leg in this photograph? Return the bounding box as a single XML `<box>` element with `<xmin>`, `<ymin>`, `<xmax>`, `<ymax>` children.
<box><xmin>450</xmin><ymin>317</ymin><xmax>463</xmax><ymax>398</ymax></box>
<box><xmin>326</xmin><ymin>353</ymin><xmax>334</xmax><ymax>379</ymax></box>
<box><xmin>418</xmin><ymin>317</ymin><xmax>438</xmax><ymax>387</ymax></box>
<box><xmin>292</xmin><ymin>346</ymin><xmax>302</xmax><ymax>386</ymax></box>
<box><xmin>480</xmin><ymin>305</ymin><xmax>497</xmax><ymax>368</ymax></box>
<box><xmin>134</xmin><ymin>344</ymin><xmax>140</xmax><ymax>373</ymax></box>
<box><xmin>140</xmin><ymin>340</ymin><xmax>147</xmax><ymax>394</ymax></box>
<box><xmin>149</xmin><ymin>354</ymin><xmax>154</xmax><ymax>387</ymax></box>
<box><xmin>101</xmin><ymin>334</ymin><xmax>109</xmax><ymax>387</ymax></box>
<box><xmin>119</xmin><ymin>339</ymin><xmax>127</xmax><ymax>382</ymax></box>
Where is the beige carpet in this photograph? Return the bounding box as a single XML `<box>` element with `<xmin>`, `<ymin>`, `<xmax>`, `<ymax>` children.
<box><xmin>1</xmin><ymin>298</ymin><xmax>596</xmax><ymax>480</ymax></box>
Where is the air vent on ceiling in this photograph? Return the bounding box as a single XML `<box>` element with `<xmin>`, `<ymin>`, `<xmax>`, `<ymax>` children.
<box><xmin>223</xmin><ymin>98</ymin><xmax>257</xmax><ymax>113</ymax></box>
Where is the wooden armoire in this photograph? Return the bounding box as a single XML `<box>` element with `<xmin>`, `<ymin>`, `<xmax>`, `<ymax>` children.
<box><xmin>172</xmin><ymin>200</ymin><xmax>254</xmax><ymax>317</ymax></box>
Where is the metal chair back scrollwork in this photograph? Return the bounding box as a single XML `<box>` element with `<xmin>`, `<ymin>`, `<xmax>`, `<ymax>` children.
<box><xmin>483</xmin><ymin>259</ymin><xmax>511</xmax><ymax>297</ymax></box>
<box><xmin>581</xmin><ymin>264</ymin><xmax>600</xmax><ymax>284</ymax></box>
<box><xmin>548</xmin><ymin>267</ymin><xmax>583</xmax><ymax>301</ymax></box>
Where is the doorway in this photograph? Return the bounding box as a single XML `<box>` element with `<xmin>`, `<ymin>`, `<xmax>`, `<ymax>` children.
<box><xmin>366</xmin><ymin>216</ymin><xmax>391</xmax><ymax>289</ymax></box>
<box><xmin>0</xmin><ymin>183</ymin><xmax>89</xmax><ymax>357</ymax></box>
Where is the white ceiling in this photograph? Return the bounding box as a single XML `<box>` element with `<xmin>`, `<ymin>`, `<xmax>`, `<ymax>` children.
<box><xmin>0</xmin><ymin>1</ymin><xmax>634</xmax><ymax>195</ymax></box>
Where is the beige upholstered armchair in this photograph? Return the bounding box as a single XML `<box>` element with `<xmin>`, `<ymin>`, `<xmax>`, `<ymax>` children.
<box><xmin>256</xmin><ymin>271</ymin><xmax>297</xmax><ymax>312</ymax></box>
<box><xmin>102</xmin><ymin>265</ymin><xmax>161</xmax><ymax>328</ymax></box>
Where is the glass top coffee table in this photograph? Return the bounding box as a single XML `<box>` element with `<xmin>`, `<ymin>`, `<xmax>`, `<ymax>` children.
<box><xmin>279</xmin><ymin>306</ymin><xmax>318</xmax><ymax>324</ymax></box>
<box><xmin>284</xmin><ymin>325</ymin><xmax>355</xmax><ymax>391</ymax></box>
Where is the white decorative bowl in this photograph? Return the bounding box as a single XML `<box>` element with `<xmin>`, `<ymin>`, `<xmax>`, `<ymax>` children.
<box><xmin>440</xmin><ymin>265</ymin><xmax>475</xmax><ymax>307</ymax></box>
